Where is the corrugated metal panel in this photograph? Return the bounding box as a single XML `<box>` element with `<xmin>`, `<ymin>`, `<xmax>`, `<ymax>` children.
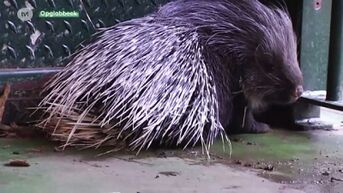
<box><xmin>0</xmin><ymin>0</ymin><xmax>169</xmax><ymax>69</ymax></box>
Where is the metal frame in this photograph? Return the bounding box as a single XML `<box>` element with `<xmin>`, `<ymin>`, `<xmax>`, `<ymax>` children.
<box><xmin>300</xmin><ymin>0</ymin><xmax>343</xmax><ymax>112</ymax></box>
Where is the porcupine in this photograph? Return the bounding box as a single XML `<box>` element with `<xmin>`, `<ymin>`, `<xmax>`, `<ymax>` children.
<box><xmin>38</xmin><ymin>0</ymin><xmax>303</xmax><ymax>154</ymax></box>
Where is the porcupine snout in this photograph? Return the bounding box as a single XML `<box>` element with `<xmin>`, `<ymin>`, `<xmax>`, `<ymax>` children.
<box><xmin>294</xmin><ymin>85</ymin><xmax>304</xmax><ymax>99</ymax></box>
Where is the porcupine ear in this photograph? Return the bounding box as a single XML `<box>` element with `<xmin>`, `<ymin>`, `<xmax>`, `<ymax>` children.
<box><xmin>37</xmin><ymin>17</ymin><xmax>228</xmax><ymax>155</ymax></box>
<box><xmin>254</xmin><ymin>44</ymin><xmax>270</xmax><ymax>63</ymax></box>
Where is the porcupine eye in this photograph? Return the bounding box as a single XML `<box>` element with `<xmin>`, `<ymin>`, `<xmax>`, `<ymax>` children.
<box><xmin>258</xmin><ymin>53</ymin><xmax>275</xmax><ymax>75</ymax></box>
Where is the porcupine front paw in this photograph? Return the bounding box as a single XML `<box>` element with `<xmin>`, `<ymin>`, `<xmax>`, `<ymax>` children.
<box><xmin>242</xmin><ymin>118</ymin><xmax>271</xmax><ymax>133</ymax></box>
<box><xmin>227</xmin><ymin>106</ymin><xmax>271</xmax><ymax>134</ymax></box>
<box><xmin>240</xmin><ymin>106</ymin><xmax>271</xmax><ymax>133</ymax></box>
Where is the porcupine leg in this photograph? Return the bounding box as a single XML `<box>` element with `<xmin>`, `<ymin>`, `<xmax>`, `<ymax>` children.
<box><xmin>228</xmin><ymin>94</ymin><xmax>271</xmax><ymax>134</ymax></box>
<box><xmin>240</xmin><ymin>107</ymin><xmax>271</xmax><ymax>133</ymax></box>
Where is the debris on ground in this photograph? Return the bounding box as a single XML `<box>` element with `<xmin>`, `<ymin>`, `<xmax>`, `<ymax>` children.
<box><xmin>232</xmin><ymin>138</ymin><xmax>242</xmax><ymax>142</ymax></box>
<box><xmin>262</xmin><ymin>164</ymin><xmax>274</xmax><ymax>171</ymax></box>
<box><xmin>330</xmin><ymin>177</ymin><xmax>343</xmax><ymax>182</ymax></box>
<box><xmin>4</xmin><ymin>159</ymin><xmax>30</xmax><ymax>167</ymax></box>
<box><xmin>246</xmin><ymin>141</ymin><xmax>256</xmax><ymax>145</ymax></box>
<box><xmin>322</xmin><ymin>171</ymin><xmax>330</xmax><ymax>176</ymax></box>
<box><xmin>157</xmin><ymin>152</ymin><xmax>167</xmax><ymax>158</ymax></box>
<box><xmin>233</xmin><ymin>160</ymin><xmax>274</xmax><ymax>172</ymax></box>
<box><xmin>243</xmin><ymin>163</ymin><xmax>253</xmax><ymax>167</ymax></box>
<box><xmin>90</xmin><ymin>163</ymin><xmax>102</xmax><ymax>168</ymax></box>
<box><xmin>158</xmin><ymin>171</ymin><xmax>180</xmax><ymax>176</ymax></box>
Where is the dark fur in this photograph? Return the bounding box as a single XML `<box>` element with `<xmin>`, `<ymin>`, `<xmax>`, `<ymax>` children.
<box><xmin>157</xmin><ymin>0</ymin><xmax>303</xmax><ymax>130</ymax></box>
<box><xmin>38</xmin><ymin>0</ymin><xmax>303</xmax><ymax>153</ymax></box>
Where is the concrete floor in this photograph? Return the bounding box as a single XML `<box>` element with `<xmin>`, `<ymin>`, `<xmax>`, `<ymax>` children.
<box><xmin>1</xmin><ymin>127</ymin><xmax>343</xmax><ymax>193</ymax></box>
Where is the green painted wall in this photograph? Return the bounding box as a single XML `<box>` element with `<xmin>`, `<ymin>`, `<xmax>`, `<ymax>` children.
<box><xmin>300</xmin><ymin>0</ymin><xmax>332</xmax><ymax>91</ymax></box>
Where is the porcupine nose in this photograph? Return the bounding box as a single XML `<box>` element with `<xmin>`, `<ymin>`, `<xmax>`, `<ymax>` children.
<box><xmin>294</xmin><ymin>85</ymin><xmax>304</xmax><ymax>99</ymax></box>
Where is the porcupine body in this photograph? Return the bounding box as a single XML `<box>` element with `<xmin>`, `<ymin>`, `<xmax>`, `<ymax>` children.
<box><xmin>38</xmin><ymin>0</ymin><xmax>303</xmax><ymax>153</ymax></box>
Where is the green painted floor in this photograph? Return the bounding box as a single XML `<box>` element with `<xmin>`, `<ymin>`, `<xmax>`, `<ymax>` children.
<box><xmin>0</xmin><ymin>129</ymin><xmax>343</xmax><ymax>193</ymax></box>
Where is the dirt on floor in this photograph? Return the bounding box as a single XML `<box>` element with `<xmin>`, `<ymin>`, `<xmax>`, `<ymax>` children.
<box><xmin>0</xmin><ymin>128</ymin><xmax>343</xmax><ymax>193</ymax></box>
